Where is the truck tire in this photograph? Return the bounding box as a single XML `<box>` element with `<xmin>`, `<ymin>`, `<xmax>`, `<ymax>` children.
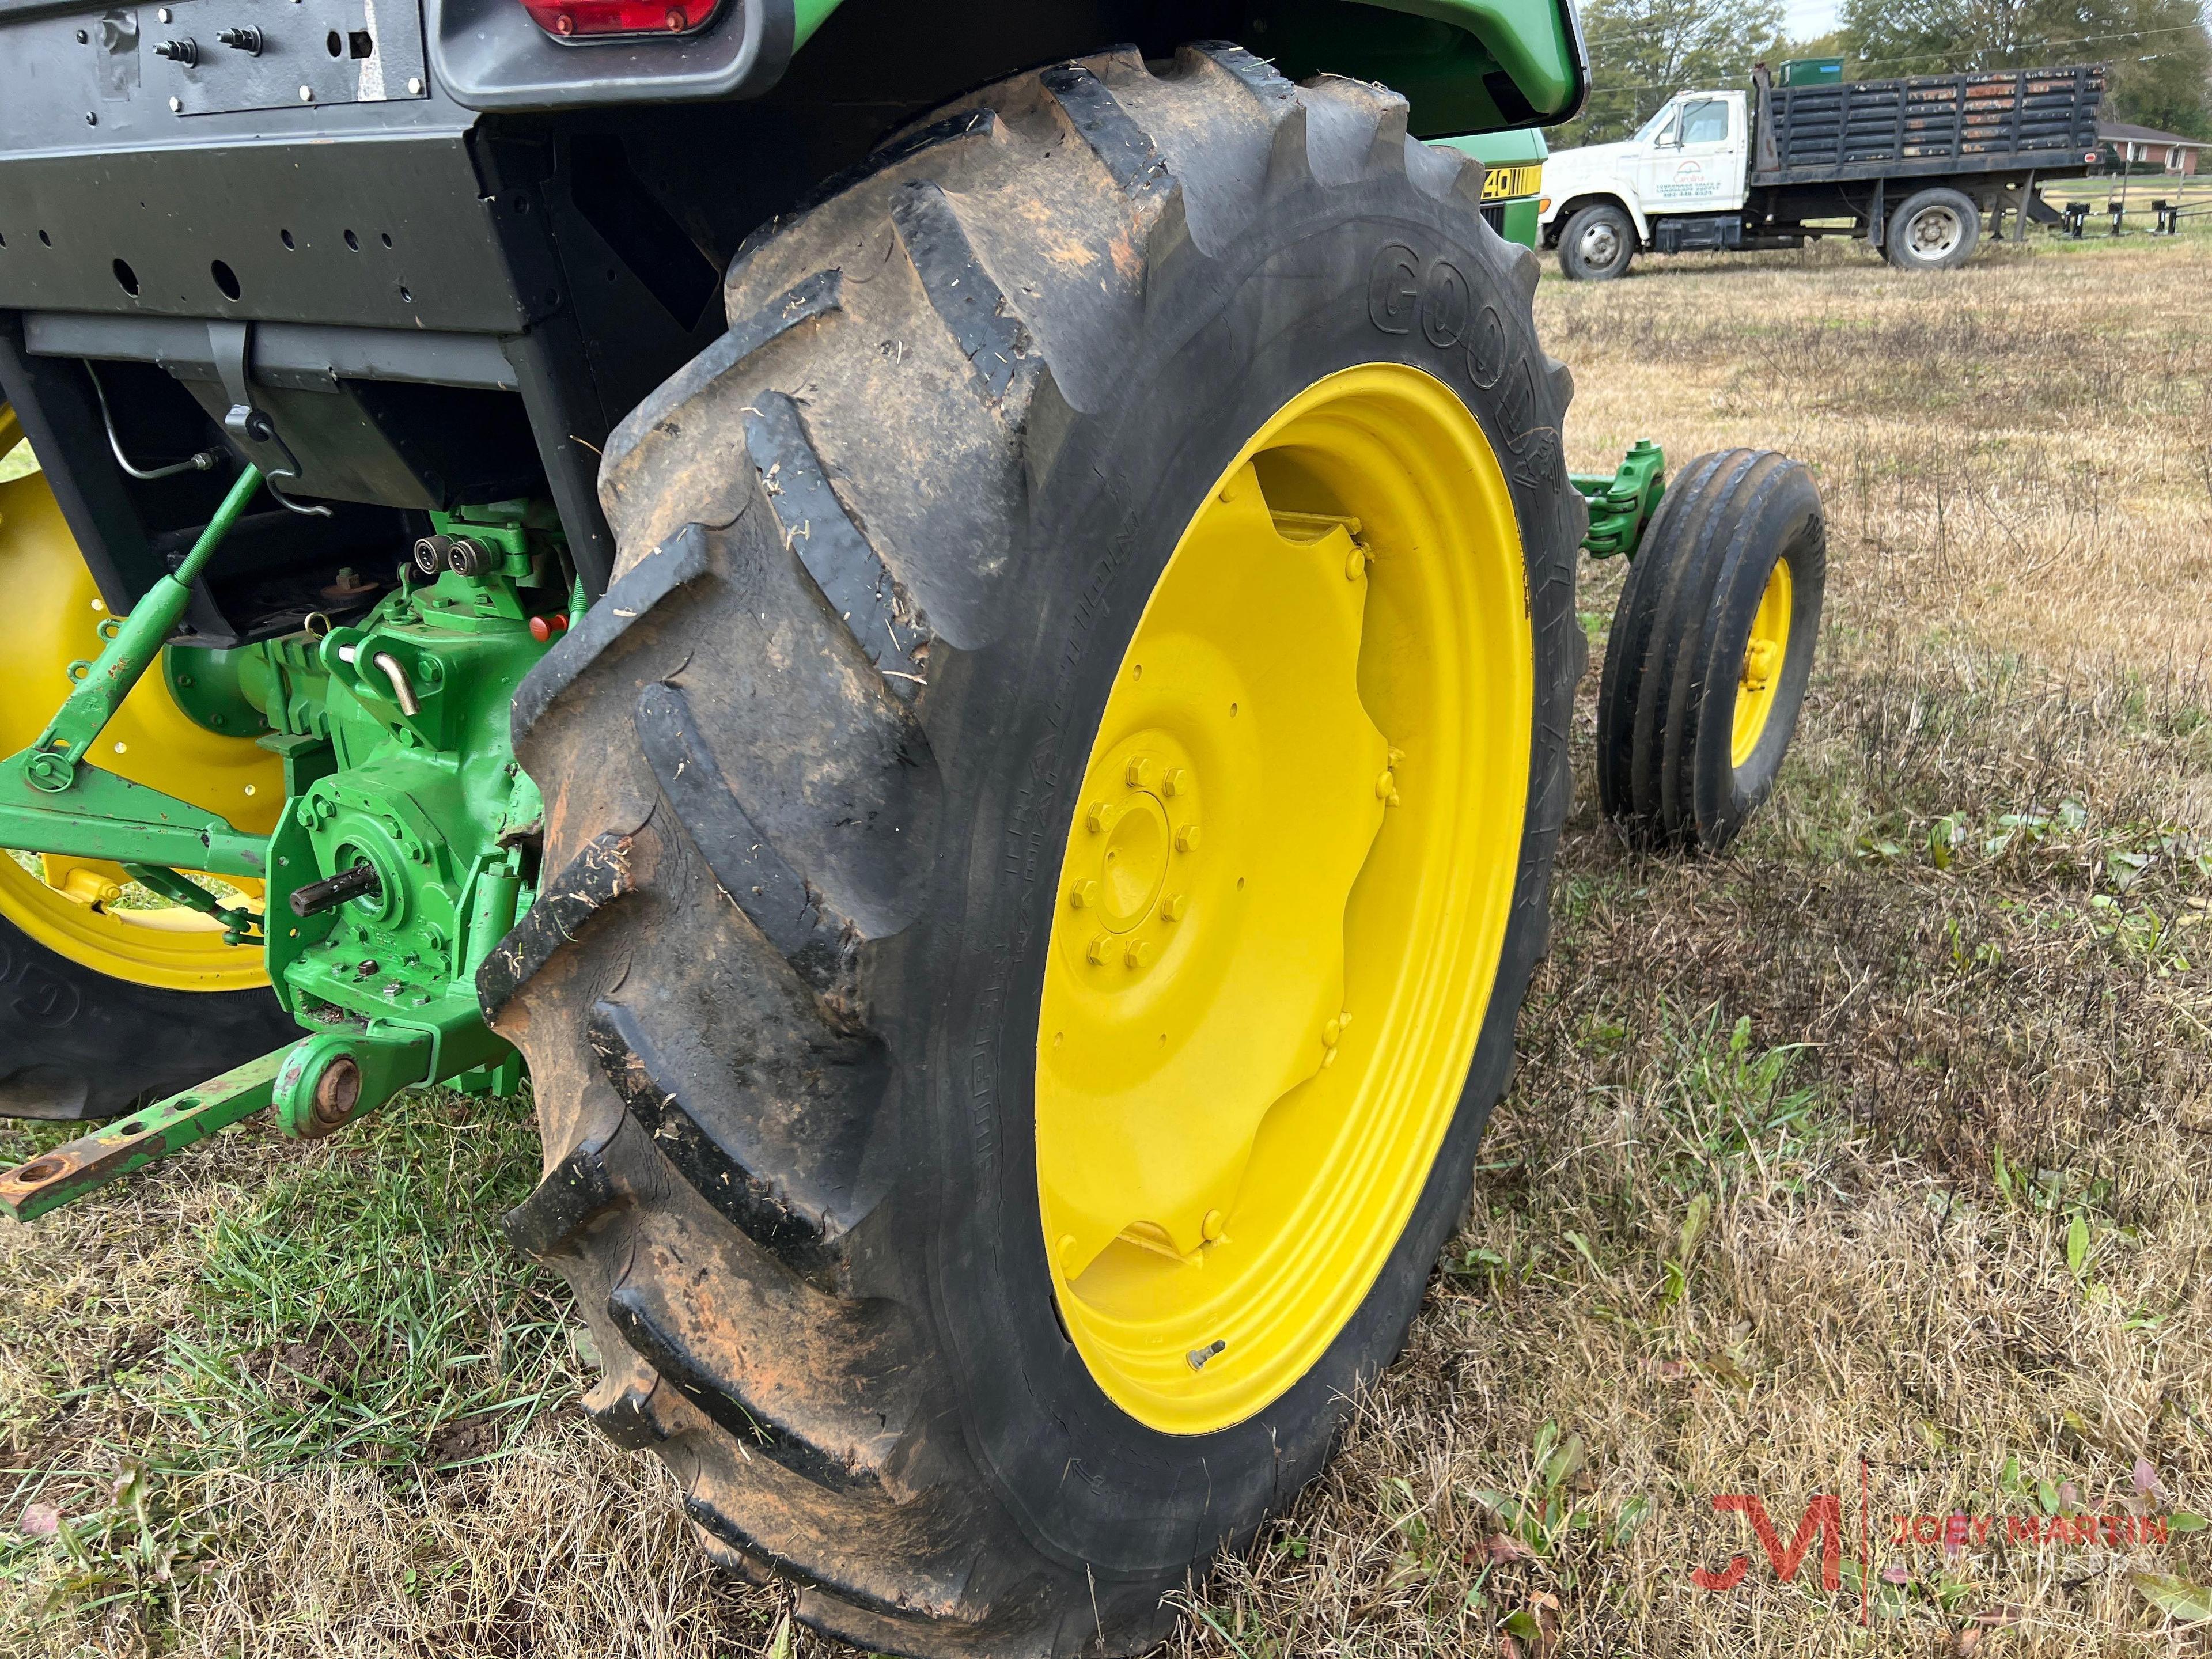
<box><xmin>1885</xmin><ymin>187</ymin><xmax>1980</xmax><ymax>271</ymax></box>
<box><xmin>1559</xmin><ymin>202</ymin><xmax>1635</xmax><ymax>280</ymax></box>
<box><xmin>0</xmin><ymin>444</ymin><xmax>302</xmax><ymax>1120</ymax></box>
<box><xmin>490</xmin><ymin>43</ymin><xmax>1584</xmax><ymax>1659</ymax></box>
<box><xmin>1596</xmin><ymin>449</ymin><xmax>1824</xmax><ymax>853</ymax></box>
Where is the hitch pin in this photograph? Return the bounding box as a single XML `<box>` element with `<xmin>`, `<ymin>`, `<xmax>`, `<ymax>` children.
<box><xmin>336</xmin><ymin>644</ymin><xmax>422</xmax><ymax>716</ymax></box>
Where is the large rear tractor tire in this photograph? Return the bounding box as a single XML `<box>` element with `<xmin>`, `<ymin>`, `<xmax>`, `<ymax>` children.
<box><xmin>0</xmin><ymin>419</ymin><xmax>300</xmax><ymax>1120</ymax></box>
<box><xmin>490</xmin><ymin>45</ymin><xmax>1585</xmax><ymax>1657</ymax></box>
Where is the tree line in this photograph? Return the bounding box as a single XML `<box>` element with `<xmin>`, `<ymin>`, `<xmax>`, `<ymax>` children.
<box><xmin>1550</xmin><ymin>0</ymin><xmax>2212</xmax><ymax>145</ymax></box>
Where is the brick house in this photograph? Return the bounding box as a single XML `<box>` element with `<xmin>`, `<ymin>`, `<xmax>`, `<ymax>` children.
<box><xmin>2096</xmin><ymin>120</ymin><xmax>2206</xmax><ymax>175</ymax></box>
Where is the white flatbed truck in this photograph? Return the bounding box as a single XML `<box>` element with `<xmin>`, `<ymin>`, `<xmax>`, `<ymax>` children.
<box><xmin>1540</xmin><ymin>63</ymin><xmax>2106</xmax><ymax>278</ymax></box>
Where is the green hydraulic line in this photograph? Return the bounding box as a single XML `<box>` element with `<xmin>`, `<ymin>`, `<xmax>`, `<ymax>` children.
<box><xmin>24</xmin><ymin>464</ymin><xmax>263</xmax><ymax>793</ymax></box>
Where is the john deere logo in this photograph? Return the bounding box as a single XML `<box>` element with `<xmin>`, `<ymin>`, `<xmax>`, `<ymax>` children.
<box><xmin>1480</xmin><ymin>164</ymin><xmax>1543</xmax><ymax>202</ymax></box>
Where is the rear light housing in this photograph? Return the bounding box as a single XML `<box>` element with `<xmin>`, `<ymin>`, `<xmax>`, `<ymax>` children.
<box><xmin>517</xmin><ymin>0</ymin><xmax>718</xmax><ymax>40</ymax></box>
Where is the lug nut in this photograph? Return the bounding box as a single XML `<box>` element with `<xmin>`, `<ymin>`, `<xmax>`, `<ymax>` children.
<box><xmin>1163</xmin><ymin>768</ymin><xmax>1188</xmax><ymax>797</ymax></box>
<box><xmin>1086</xmin><ymin>801</ymin><xmax>1117</xmax><ymax>834</ymax></box>
<box><xmin>1069</xmin><ymin>880</ymin><xmax>1100</xmax><ymax>910</ymax></box>
<box><xmin>1086</xmin><ymin>934</ymin><xmax>1111</xmax><ymax>965</ymax></box>
<box><xmin>1161</xmin><ymin>892</ymin><xmax>1188</xmax><ymax>922</ymax></box>
<box><xmin>1124</xmin><ymin>940</ymin><xmax>1155</xmax><ymax>969</ymax></box>
<box><xmin>1175</xmin><ymin>824</ymin><xmax>1202</xmax><ymax>854</ymax></box>
<box><xmin>1125</xmin><ymin>756</ymin><xmax>1153</xmax><ymax>788</ymax></box>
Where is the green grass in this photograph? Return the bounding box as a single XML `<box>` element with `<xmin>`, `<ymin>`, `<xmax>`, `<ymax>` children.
<box><xmin>0</xmin><ymin>1088</ymin><xmax>573</xmax><ymax>1647</ymax></box>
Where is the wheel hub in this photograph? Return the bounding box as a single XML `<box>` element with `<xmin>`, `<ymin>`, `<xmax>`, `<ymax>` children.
<box><xmin>1732</xmin><ymin>556</ymin><xmax>1794</xmax><ymax>768</ymax></box>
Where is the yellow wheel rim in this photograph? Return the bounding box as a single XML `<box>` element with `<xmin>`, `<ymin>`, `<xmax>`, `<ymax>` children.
<box><xmin>0</xmin><ymin>414</ymin><xmax>282</xmax><ymax>991</ymax></box>
<box><xmin>1036</xmin><ymin>364</ymin><xmax>1532</xmax><ymax>1434</ymax></box>
<box><xmin>1730</xmin><ymin>558</ymin><xmax>1793</xmax><ymax>770</ymax></box>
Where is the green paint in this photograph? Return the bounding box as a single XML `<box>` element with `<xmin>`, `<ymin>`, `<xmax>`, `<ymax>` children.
<box><xmin>0</xmin><ymin>1047</ymin><xmax>289</xmax><ymax>1222</ymax></box>
<box><xmin>1574</xmin><ymin>441</ymin><xmax>1668</xmax><ymax>560</ymax></box>
<box><xmin>0</xmin><ymin>749</ymin><xmax>268</xmax><ymax>874</ymax></box>
<box><xmin>120</xmin><ymin>862</ymin><xmax>263</xmax><ymax>945</ymax></box>
<box><xmin>263</xmin><ymin>502</ymin><xmax>559</xmax><ymax>1080</ymax></box>
<box><xmin>24</xmin><ymin>465</ymin><xmax>262</xmax><ymax>793</ymax></box>
<box><xmin>0</xmin><ymin>498</ymin><xmax>566</xmax><ymax>1217</ymax></box>
<box><xmin>787</xmin><ymin>0</ymin><xmax>1586</xmax><ymax>132</ymax></box>
<box><xmin>792</xmin><ymin>0</ymin><xmax>839</xmax><ymax>48</ymax></box>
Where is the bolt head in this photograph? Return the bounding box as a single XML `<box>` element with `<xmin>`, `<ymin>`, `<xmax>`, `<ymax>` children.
<box><xmin>1069</xmin><ymin>879</ymin><xmax>1100</xmax><ymax>910</ymax></box>
<box><xmin>1344</xmin><ymin>548</ymin><xmax>1366</xmax><ymax>581</ymax></box>
<box><xmin>1124</xmin><ymin>940</ymin><xmax>1155</xmax><ymax>970</ymax></box>
<box><xmin>157</xmin><ymin>7</ymin><xmax>170</xmax><ymax>20</ymax></box>
<box><xmin>1175</xmin><ymin>823</ymin><xmax>1202</xmax><ymax>854</ymax></box>
<box><xmin>299</xmin><ymin>84</ymin><xmax>313</xmax><ymax>101</ymax></box>
<box><xmin>1086</xmin><ymin>801</ymin><xmax>1117</xmax><ymax>834</ymax></box>
<box><xmin>1163</xmin><ymin>768</ymin><xmax>1189</xmax><ymax>797</ymax></box>
<box><xmin>406</xmin><ymin>75</ymin><xmax>424</xmax><ymax>94</ymax></box>
<box><xmin>1323</xmin><ymin>1018</ymin><xmax>1341</xmax><ymax>1047</ymax></box>
<box><xmin>1375</xmin><ymin>770</ymin><xmax>1395</xmax><ymax>799</ymax></box>
<box><xmin>1124</xmin><ymin>756</ymin><xmax>1153</xmax><ymax>789</ymax></box>
<box><xmin>1202</xmin><ymin>1209</ymin><xmax>1226</xmax><ymax>1243</ymax></box>
<box><xmin>1086</xmin><ymin>934</ymin><xmax>1111</xmax><ymax>965</ymax></box>
<box><xmin>1161</xmin><ymin>892</ymin><xmax>1188</xmax><ymax>922</ymax></box>
<box><xmin>168</xmin><ymin>95</ymin><xmax>182</xmax><ymax>112</ymax></box>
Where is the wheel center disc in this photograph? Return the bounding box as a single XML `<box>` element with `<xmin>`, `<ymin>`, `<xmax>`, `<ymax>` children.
<box><xmin>1731</xmin><ymin>555</ymin><xmax>1794</xmax><ymax>769</ymax></box>
<box><xmin>1035</xmin><ymin>364</ymin><xmax>1532</xmax><ymax>1433</ymax></box>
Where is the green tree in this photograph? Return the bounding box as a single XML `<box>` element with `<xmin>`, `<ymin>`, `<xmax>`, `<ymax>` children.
<box><xmin>1838</xmin><ymin>0</ymin><xmax>2212</xmax><ymax>135</ymax></box>
<box><xmin>1550</xmin><ymin>0</ymin><xmax>1787</xmax><ymax>144</ymax></box>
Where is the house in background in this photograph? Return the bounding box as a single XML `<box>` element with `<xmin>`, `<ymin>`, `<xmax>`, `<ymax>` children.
<box><xmin>2096</xmin><ymin>120</ymin><xmax>2206</xmax><ymax>175</ymax></box>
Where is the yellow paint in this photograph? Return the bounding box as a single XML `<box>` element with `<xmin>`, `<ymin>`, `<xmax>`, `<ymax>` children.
<box><xmin>1482</xmin><ymin>162</ymin><xmax>1544</xmax><ymax>202</ymax></box>
<box><xmin>1731</xmin><ymin>558</ymin><xmax>1793</xmax><ymax>769</ymax></box>
<box><xmin>1036</xmin><ymin>364</ymin><xmax>1532</xmax><ymax>1433</ymax></box>
<box><xmin>0</xmin><ymin>423</ymin><xmax>281</xmax><ymax>990</ymax></box>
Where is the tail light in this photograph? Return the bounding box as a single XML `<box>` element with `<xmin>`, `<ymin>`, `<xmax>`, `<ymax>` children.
<box><xmin>518</xmin><ymin>0</ymin><xmax>718</xmax><ymax>40</ymax></box>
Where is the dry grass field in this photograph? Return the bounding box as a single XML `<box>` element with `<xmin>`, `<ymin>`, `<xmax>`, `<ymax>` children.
<box><xmin>3</xmin><ymin>225</ymin><xmax>2210</xmax><ymax>1658</ymax></box>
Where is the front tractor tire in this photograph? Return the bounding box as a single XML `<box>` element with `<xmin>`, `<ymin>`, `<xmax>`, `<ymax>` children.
<box><xmin>493</xmin><ymin>44</ymin><xmax>1584</xmax><ymax>1657</ymax></box>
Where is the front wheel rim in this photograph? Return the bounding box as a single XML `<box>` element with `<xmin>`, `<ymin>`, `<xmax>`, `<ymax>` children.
<box><xmin>1730</xmin><ymin>556</ymin><xmax>1794</xmax><ymax>768</ymax></box>
<box><xmin>1035</xmin><ymin>363</ymin><xmax>1532</xmax><ymax>1435</ymax></box>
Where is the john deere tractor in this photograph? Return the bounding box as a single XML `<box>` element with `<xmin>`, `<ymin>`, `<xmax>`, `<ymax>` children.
<box><xmin>0</xmin><ymin>2</ymin><xmax>1823</xmax><ymax>1652</ymax></box>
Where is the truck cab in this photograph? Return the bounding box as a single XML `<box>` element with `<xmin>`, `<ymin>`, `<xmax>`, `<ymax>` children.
<box><xmin>1539</xmin><ymin>90</ymin><xmax>1749</xmax><ymax>276</ymax></box>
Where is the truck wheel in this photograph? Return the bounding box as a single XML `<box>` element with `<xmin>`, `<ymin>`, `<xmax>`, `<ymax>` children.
<box><xmin>0</xmin><ymin>434</ymin><xmax>299</xmax><ymax>1119</ymax></box>
<box><xmin>1885</xmin><ymin>187</ymin><xmax>1980</xmax><ymax>271</ymax></box>
<box><xmin>492</xmin><ymin>44</ymin><xmax>1584</xmax><ymax>1658</ymax></box>
<box><xmin>1559</xmin><ymin>202</ymin><xmax>1635</xmax><ymax>280</ymax></box>
<box><xmin>1596</xmin><ymin>449</ymin><xmax>1824</xmax><ymax>853</ymax></box>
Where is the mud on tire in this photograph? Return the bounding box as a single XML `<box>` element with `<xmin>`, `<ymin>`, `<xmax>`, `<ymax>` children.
<box><xmin>487</xmin><ymin>43</ymin><xmax>1585</xmax><ymax>1657</ymax></box>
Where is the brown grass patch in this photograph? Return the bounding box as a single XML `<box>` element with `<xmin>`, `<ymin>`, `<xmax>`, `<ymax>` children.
<box><xmin>4</xmin><ymin>230</ymin><xmax>2210</xmax><ymax>1656</ymax></box>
